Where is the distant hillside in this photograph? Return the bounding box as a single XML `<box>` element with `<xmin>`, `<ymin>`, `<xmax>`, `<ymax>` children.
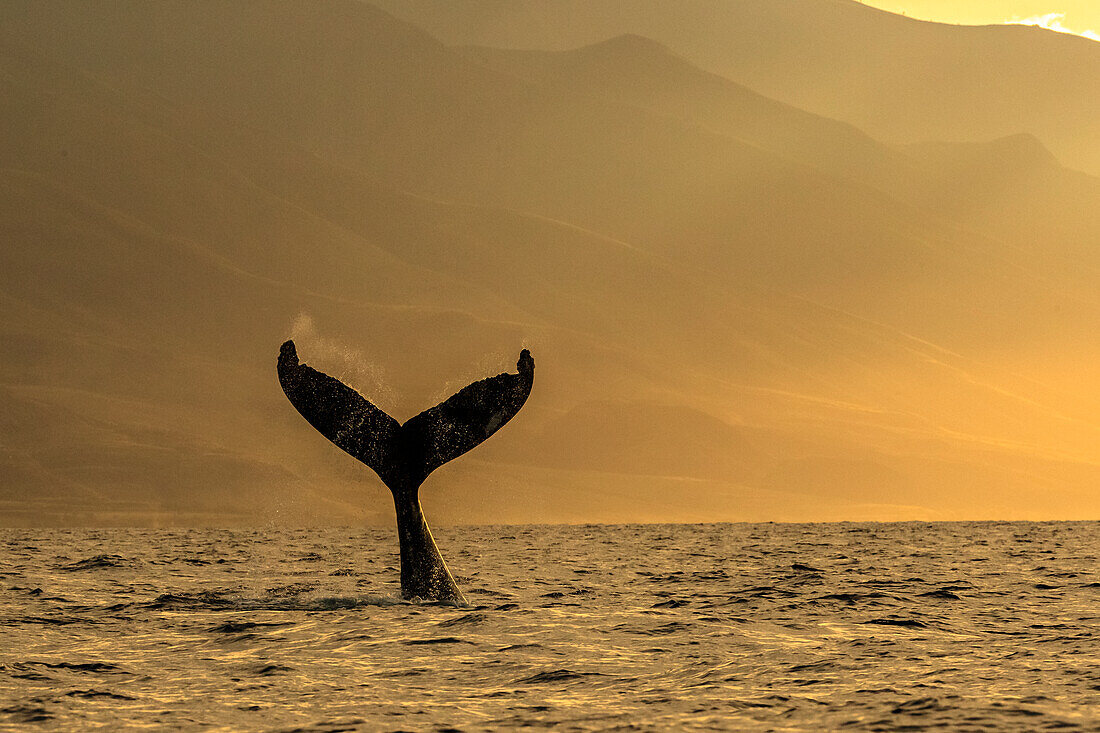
<box><xmin>457</xmin><ymin>36</ymin><xmax>923</xmax><ymax>201</ymax></box>
<box><xmin>1</xmin><ymin>1</ymin><xmax>1099</xmax><ymax>524</ymax></box>
<box><xmin>371</xmin><ymin>0</ymin><xmax>1100</xmax><ymax>177</ymax></box>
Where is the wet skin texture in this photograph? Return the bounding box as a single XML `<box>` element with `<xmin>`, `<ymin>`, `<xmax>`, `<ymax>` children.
<box><xmin>277</xmin><ymin>340</ymin><xmax>533</xmax><ymax>603</ymax></box>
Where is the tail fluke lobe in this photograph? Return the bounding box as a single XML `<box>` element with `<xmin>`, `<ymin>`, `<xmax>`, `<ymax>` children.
<box><xmin>277</xmin><ymin>340</ymin><xmax>400</xmax><ymax>478</ymax></box>
<box><xmin>401</xmin><ymin>349</ymin><xmax>534</xmax><ymax>481</ymax></box>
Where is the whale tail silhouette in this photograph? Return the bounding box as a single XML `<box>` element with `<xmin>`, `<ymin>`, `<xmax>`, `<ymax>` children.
<box><xmin>277</xmin><ymin>340</ymin><xmax>534</xmax><ymax>602</ymax></box>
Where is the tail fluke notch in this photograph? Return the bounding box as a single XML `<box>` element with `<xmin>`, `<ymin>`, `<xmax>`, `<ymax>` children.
<box><xmin>277</xmin><ymin>341</ymin><xmax>534</xmax><ymax>488</ymax></box>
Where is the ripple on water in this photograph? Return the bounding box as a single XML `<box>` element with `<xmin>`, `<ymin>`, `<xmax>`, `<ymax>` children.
<box><xmin>0</xmin><ymin>522</ymin><xmax>1097</xmax><ymax>731</ymax></box>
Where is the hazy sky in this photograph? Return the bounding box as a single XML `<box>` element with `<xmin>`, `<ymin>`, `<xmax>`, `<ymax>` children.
<box><xmin>864</xmin><ymin>0</ymin><xmax>1100</xmax><ymax>39</ymax></box>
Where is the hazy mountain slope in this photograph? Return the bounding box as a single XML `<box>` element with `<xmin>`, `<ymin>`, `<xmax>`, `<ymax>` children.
<box><xmin>907</xmin><ymin>135</ymin><xmax>1100</xmax><ymax>264</ymax></box>
<box><xmin>451</xmin><ymin>34</ymin><xmax>1100</xmax><ymax>354</ymax></box>
<box><xmin>457</xmin><ymin>35</ymin><xmax>924</xmax><ymax>200</ymax></box>
<box><xmin>370</xmin><ymin>0</ymin><xmax>1100</xmax><ymax>177</ymax></box>
<box><xmin>1</xmin><ymin>1</ymin><xmax>1099</xmax><ymax>523</ymax></box>
<box><xmin>8</xmin><ymin>0</ymin><xmax>1091</xmax><ymax>350</ymax></box>
<box><xmin>4</xmin><ymin>1</ymin><xmax>1088</xmax><ymax>300</ymax></box>
<box><xmin>0</xmin><ymin>0</ymin><xmax>1002</xmax><ymax>281</ymax></box>
<box><xmin>0</xmin><ymin>16</ymin><xmax>801</xmax><ymax>523</ymax></box>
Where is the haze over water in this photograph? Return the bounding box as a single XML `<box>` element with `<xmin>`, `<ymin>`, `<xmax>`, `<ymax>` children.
<box><xmin>3</xmin><ymin>522</ymin><xmax>1098</xmax><ymax>730</ymax></box>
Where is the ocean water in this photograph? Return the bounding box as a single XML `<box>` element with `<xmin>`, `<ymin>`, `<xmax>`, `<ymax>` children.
<box><xmin>1</xmin><ymin>522</ymin><xmax>1098</xmax><ymax>731</ymax></box>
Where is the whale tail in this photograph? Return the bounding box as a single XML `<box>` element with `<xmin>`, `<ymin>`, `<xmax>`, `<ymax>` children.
<box><xmin>277</xmin><ymin>339</ymin><xmax>534</xmax><ymax>602</ymax></box>
<box><xmin>277</xmin><ymin>340</ymin><xmax>534</xmax><ymax>490</ymax></box>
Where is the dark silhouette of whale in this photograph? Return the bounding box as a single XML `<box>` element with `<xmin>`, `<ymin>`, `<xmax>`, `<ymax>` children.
<box><xmin>277</xmin><ymin>340</ymin><xmax>534</xmax><ymax>603</ymax></box>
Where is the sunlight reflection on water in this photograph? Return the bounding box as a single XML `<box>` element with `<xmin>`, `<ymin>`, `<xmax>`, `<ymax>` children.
<box><xmin>1</xmin><ymin>522</ymin><xmax>1098</xmax><ymax>730</ymax></box>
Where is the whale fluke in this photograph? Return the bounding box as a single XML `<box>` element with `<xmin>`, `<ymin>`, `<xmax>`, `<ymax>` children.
<box><xmin>277</xmin><ymin>340</ymin><xmax>534</xmax><ymax>602</ymax></box>
<box><xmin>277</xmin><ymin>341</ymin><xmax>400</xmax><ymax>478</ymax></box>
<box><xmin>402</xmin><ymin>348</ymin><xmax>535</xmax><ymax>484</ymax></box>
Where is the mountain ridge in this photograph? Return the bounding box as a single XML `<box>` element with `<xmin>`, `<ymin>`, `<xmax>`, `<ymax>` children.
<box><xmin>1</xmin><ymin>1</ymin><xmax>1099</xmax><ymax>524</ymax></box>
<box><xmin>369</xmin><ymin>0</ymin><xmax>1100</xmax><ymax>176</ymax></box>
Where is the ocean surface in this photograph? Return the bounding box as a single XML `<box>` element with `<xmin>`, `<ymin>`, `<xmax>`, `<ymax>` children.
<box><xmin>1</xmin><ymin>522</ymin><xmax>1098</xmax><ymax>731</ymax></box>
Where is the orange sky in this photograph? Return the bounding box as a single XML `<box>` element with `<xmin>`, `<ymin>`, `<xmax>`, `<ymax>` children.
<box><xmin>862</xmin><ymin>0</ymin><xmax>1100</xmax><ymax>39</ymax></box>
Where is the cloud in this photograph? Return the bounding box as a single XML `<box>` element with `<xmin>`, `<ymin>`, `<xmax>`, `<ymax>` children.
<box><xmin>1008</xmin><ymin>12</ymin><xmax>1100</xmax><ymax>42</ymax></box>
